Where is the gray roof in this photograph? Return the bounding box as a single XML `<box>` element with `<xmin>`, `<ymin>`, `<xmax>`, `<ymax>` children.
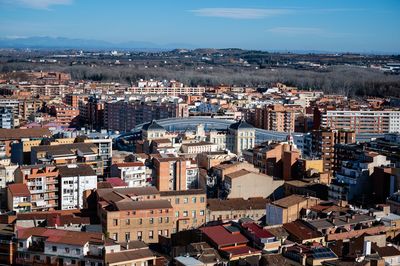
<box><xmin>229</xmin><ymin>119</ymin><xmax>254</xmax><ymax>130</ymax></box>
<box><xmin>142</xmin><ymin>120</ymin><xmax>165</xmax><ymax>131</ymax></box>
<box><xmin>307</xmin><ymin>214</ymin><xmax>375</xmax><ymax>230</ymax></box>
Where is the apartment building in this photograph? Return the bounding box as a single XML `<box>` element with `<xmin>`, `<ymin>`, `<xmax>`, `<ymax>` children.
<box><xmin>0</xmin><ymin>128</ymin><xmax>51</xmax><ymax>159</ymax></box>
<box><xmin>312</xmin><ymin>128</ymin><xmax>356</xmax><ymax>174</ymax></box>
<box><xmin>58</xmin><ymin>164</ymin><xmax>97</xmax><ymax>210</ymax></box>
<box><xmin>96</xmin><ymin>187</ymin><xmax>174</xmax><ymax>243</ymax></box>
<box><xmin>15</xmin><ymin>227</ymin><xmax>105</xmax><ymax>266</ymax></box>
<box><xmin>14</xmin><ymin>165</ymin><xmax>59</xmax><ymax>212</ymax></box>
<box><xmin>0</xmin><ymin>108</ymin><xmax>13</xmax><ymax>128</ymax></box>
<box><xmin>266</xmin><ymin>194</ymin><xmax>320</xmax><ymax>225</ymax></box>
<box><xmin>153</xmin><ymin>156</ymin><xmax>199</xmax><ymax>192</ymax></box>
<box><xmin>31</xmin><ymin>143</ymin><xmax>103</xmax><ymax>175</ymax></box>
<box><xmin>129</xmin><ymin>86</ymin><xmax>206</xmax><ymax>95</ymax></box>
<box><xmin>104</xmin><ymin>101</ymin><xmax>188</xmax><ymax>132</ymax></box>
<box><xmin>7</xmin><ymin>183</ymin><xmax>32</xmax><ymax>213</ymax></box>
<box><xmin>160</xmin><ymin>189</ymin><xmax>206</xmax><ymax>232</ymax></box>
<box><xmin>49</xmin><ymin>103</ymin><xmax>79</xmax><ymax>126</ymax></box>
<box><xmin>110</xmin><ymin>161</ymin><xmax>149</xmax><ymax>188</ymax></box>
<box><xmin>18</xmin><ymin>84</ymin><xmax>68</xmax><ymax>97</ymax></box>
<box><xmin>315</xmin><ymin>108</ymin><xmax>400</xmax><ymax>133</ymax></box>
<box><xmin>254</xmin><ymin>104</ymin><xmax>303</xmax><ymax>133</ymax></box>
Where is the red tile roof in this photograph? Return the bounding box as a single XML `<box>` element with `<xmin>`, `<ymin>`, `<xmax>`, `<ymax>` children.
<box><xmin>8</xmin><ymin>183</ymin><xmax>30</xmax><ymax>197</ymax></box>
<box><xmin>106</xmin><ymin>177</ymin><xmax>128</xmax><ymax>187</ymax></box>
<box><xmin>200</xmin><ymin>225</ymin><xmax>248</xmax><ymax>247</ymax></box>
<box><xmin>241</xmin><ymin>222</ymin><xmax>274</xmax><ymax>239</ymax></box>
<box><xmin>113</xmin><ymin>162</ymin><xmax>144</xmax><ymax>168</ymax></box>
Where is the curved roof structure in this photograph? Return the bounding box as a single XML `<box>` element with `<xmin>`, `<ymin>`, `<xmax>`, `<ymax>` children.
<box><xmin>142</xmin><ymin>120</ymin><xmax>165</xmax><ymax>131</ymax></box>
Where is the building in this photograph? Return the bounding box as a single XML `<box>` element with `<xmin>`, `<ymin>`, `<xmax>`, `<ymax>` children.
<box><xmin>153</xmin><ymin>156</ymin><xmax>199</xmax><ymax>192</ymax></box>
<box><xmin>58</xmin><ymin>164</ymin><xmax>97</xmax><ymax>210</ymax></box>
<box><xmin>312</xmin><ymin>128</ymin><xmax>356</xmax><ymax>174</ymax></box>
<box><xmin>0</xmin><ymin>224</ymin><xmax>16</xmax><ymax>266</ymax></box>
<box><xmin>180</xmin><ymin>141</ymin><xmax>219</xmax><ymax>154</ymax></box>
<box><xmin>0</xmin><ymin>107</ymin><xmax>13</xmax><ymax>129</ymax></box>
<box><xmin>206</xmin><ymin>198</ymin><xmax>270</xmax><ymax>223</ymax></box>
<box><xmin>226</xmin><ymin>120</ymin><xmax>256</xmax><ymax>156</ymax></box>
<box><xmin>223</xmin><ymin>169</ymin><xmax>284</xmax><ymax>199</ymax></box>
<box><xmin>160</xmin><ymin>189</ymin><xmax>207</xmax><ymax>233</ymax></box>
<box><xmin>96</xmin><ymin>187</ymin><xmax>174</xmax><ymax>243</ymax></box>
<box><xmin>315</xmin><ymin>108</ymin><xmax>400</xmax><ymax>134</ymax></box>
<box><xmin>7</xmin><ymin>183</ymin><xmax>32</xmax><ymax>213</ymax></box>
<box><xmin>240</xmin><ymin>221</ymin><xmax>281</xmax><ymax>252</ymax></box>
<box><xmin>110</xmin><ymin>162</ymin><xmax>150</xmax><ymax>188</ymax></box>
<box><xmin>15</xmin><ymin>227</ymin><xmax>105</xmax><ymax>266</ymax></box>
<box><xmin>254</xmin><ymin>104</ymin><xmax>302</xmax><ymax>133</ymax></box>
<box><xmin>49</xmin><ymin>103</ymin><xmax>80</xmax><ymax>127</ymax></box>
<box><xmin>265</xmin><ymin>194</ymin><xmax>320</xmax><ymax>225</ymax></box>
<box><xmin>14</xmin><ymin>165</ymin><xmax>59</xmax><ymax>212</ymax></box>
<box><xmin>104</xmin><ymin>101</ymin><xmax>188</xmax><ymax>132</ymax></box>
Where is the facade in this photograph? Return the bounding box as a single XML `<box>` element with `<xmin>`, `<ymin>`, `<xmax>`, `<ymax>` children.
<box><xmin>14</xmin><ymin>165</ymin><xmax>59</xmax><ymax>212</ymax></box>
<box><xmin>226</xmin><ymin>120</ymin><xmax>256</xmax><ymax>156</ymax></box>
<box><xmin>265</xmin><ymin>194</ymin><xmax>320</xmax><ymax>225</ymax></box>
<box><xmin>110</xmin><ymin>162</ymin><xmax>149</xmax><ymax>188</ymax></box>
<box><xmin>316</xmin><ymin>109</ymin><xmax>400</xmax><ymax>134</ymax></box>
<box><xmin>160</xmin><ymin>189</ymin><xmax>207</xmax><ymax>233</ymax></box>
<box><xmin>58</xmin><ymin>164</ymin><xmax>97</xmax><ymax>210</ymax></box>
<box><xmin>7</xmin><ymin>183</ymin><xmax>32</xmax><ymax>213</ymax></box>
<box><xmin>0</xmin><ymin>107</ymin><xmax>13</xmax><ymax>129</ymax></box>
<box><xmin>104</xmin><ymin>101</ymin><xmax>189</xmax><ymax>132</ymax></box>
<box><xmin>254</xmin><ymin>104</ymin><xmax>302</xmax><ymax>133</ymax></box>
<box><xmin>153</xmin><ymin>156</ymin><xmax>199</xmax><ymax>192</ymax></box>
<box><xmin>223</xmin><ymin>169</ymin><xmax>284</xmax><ymax>199</ymax></box>
<box><xmin>97</xmin><ymin>187</ymin><xmax>174</xmax><ymax>243</ymax></box>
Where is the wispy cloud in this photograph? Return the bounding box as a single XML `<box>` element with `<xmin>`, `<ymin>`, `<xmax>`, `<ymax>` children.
<box><xmin>190</xmin><ymin>8</ymin><xmax>292</xmax><ymax>19</ymax></box>
<box><xmin>0</xmin><ymin>0</ymin><xmax>72</xmax><ymax>9</ymax></box>
<box><xmin>267</xmin><ymin>27</ymin><xmax>323</xmax><ymax>35</ymax></box>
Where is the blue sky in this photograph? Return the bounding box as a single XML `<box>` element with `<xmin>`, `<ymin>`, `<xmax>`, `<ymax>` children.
<box><xmin>0</xmin><ymin>0</ymin><xmax>399</xmax><ymax>52</ymax></box>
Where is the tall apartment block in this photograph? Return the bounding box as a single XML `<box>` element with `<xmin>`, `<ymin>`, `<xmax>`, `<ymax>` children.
<box><xmin>104</xmin><ymin>101</ymin><xmax>188</xmax><ymax>132</ymax></box>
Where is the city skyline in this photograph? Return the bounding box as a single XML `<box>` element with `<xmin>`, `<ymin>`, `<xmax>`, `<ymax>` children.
<box><xmin>0</xmin><ymin>0</ymin><xmax>399</xmax><ymax>53</ymax></box>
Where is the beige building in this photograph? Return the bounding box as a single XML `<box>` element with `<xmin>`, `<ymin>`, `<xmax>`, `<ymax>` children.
<box><xmin>227</xmin><ymin>120</ymin><xmax>256</xmax><ymax>156</ymax></box>
<box><xmin>160</xmin><ymin>189</ymin><xmax>207</xmax><ymax>233</ymax></box>
<box><xmin>265</xmin><ymin>194</ymin><xmax>320</xmax><ymax>225</ymax></box>
<box><xmin>223</xmin><ymin>169</ymin><xmax>284</xmax><ymax>199</ymax></box>
<box><xmin>97</xmin><ymin>187</ymin><xmax>174</xmax><ymax>243</ymax></box>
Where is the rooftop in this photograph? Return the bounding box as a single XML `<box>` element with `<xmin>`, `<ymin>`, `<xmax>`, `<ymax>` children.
<box><xmin>8</xmin><ymin>183</ymin><xmax>30</xmax><ymax>197</ymax></box>
<box><xmin>200</xmin><ymin>225</ymin><xmax>248</xmax><ymax>247</ymax></box>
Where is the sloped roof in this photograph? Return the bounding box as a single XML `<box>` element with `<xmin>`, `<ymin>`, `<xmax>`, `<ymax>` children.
<box><xmin>142</xmin><ymin>120</ymin><xmax>165</xmax><ymax>131</ymax></box>
<box><xmin>229</xmin><ymin>119</ymin><xmax>254</xmax><ymax>130</ymax></box>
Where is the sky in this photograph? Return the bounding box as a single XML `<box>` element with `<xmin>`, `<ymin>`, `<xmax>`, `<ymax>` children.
<box><xmin>0</xmin><ymin>0</ymin><xmax>399</xmax><ymax>53</ymax></box>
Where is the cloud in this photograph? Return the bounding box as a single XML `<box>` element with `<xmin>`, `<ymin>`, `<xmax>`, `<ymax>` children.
<box><xmin>0</xmin><ymin>0</ymin><xmax>72</xmax><ymax>9</ymax></box>
<box><xmin>267</xmin><ymin>27</ymin><xmax>323</xmax><ymax>35</ymax></box>
<box><xmin>190</xmin><ymin>8</ymin><xmax>291</xmax><ymax>19</ymax></box>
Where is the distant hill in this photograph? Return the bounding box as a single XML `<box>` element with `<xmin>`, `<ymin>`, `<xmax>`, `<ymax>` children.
<box><xmin>0</xmin><ymin>36</ymin><xmax>195</xmax><ymax>50</ymax></box>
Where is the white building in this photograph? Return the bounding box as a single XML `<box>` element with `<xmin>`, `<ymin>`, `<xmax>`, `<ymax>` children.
<box><xmin>7</xmin><ymin>183</ymin><xmax>31</xmax><ymax>213</ymax></box>
<box><xmin>58</xmin><ymin>164</ymin><xmax>97</xmax><ymax>210</ymax></box>
<box><xmin>110</xmin><ymin>162</ymin><xmax>149</xmax><ymax>188</ymax></box>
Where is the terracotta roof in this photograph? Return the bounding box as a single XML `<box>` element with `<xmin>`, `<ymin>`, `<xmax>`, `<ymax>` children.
<box><xmin>17</xmin><ymin>227</ymin><xmax>103</xmax><ymax>246</ymax></box>
<box><xmin>8</xmin><ymin>183</ymin><xmax>30</xmax><ymax>197</ymax></box>
<box><xmin>241</xmin><ymin>222</ymin><xmax>274</xmax><ymax>239</ymax></box>
<box><xmin>0</xmin><ymin>128</ymin><xmax>51</xmax><ymax>140</ymax></box>
<box><xmin>283</xmin><ymin>220</ymin><xmax>323</xmax><ymax>241</ymax></box>
<box><xmin>272</xmin><ymin>195</ymin><xmax>310</xmax><ymax>208</ymax></box>
<box><xmin>207</xmin><ymin>198</ymin><xmax>269</xmax><ymax>211</ymax></box>
<box><xmin>113</xmin><ymin>200</ymin><xmax>172</xmax><ymax>211</ymax></box>
<box><xmin>105</xmin><ymin>178</ymin><xmax>128</xmax><ymax>187</ymax></box>
<box><xmin>105</xmin><ymin>248</ymin><xmax>156</xmax><ymax>264</ymax></box>
<box><xmin>373</xmin><ymin>244</ymin><xmax>400</xmax><ymax>258</ymax></box>
<box><xmin>160</xmin><ymin>189</ymin><xmax>206</xmax><ymax>197</ymax></box>
<box><xmin>225</xmin><ymin>169</ymin><xmax>253</xmax><ymax>179</ymax></box>
<box><xmin>200</xmin><ymin>225</ymin><xmax>248</xmax><ymax>247</ymax></box>
<box><xmin>113</xmin><ymin>162</ymin><xmax>144</xmax><ymax>168</ymax></box>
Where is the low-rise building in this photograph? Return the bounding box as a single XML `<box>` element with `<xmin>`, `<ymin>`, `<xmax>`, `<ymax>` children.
<box><xmin>7</xmin><ymin>183</ymin><xmax>31</xmax><ymax>213</ymax></box>
<box><xmin>110</xmin><ymin>162</ymin><xmax>149</xmax><ymax>188</ymax></box>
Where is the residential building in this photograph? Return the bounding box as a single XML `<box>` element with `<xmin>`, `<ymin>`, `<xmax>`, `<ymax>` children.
<box><xmin>96</xmin><ymin>187</ymin><xmax>174</xmax><ymax>243</ymax></box>
<box><xmin>110</xmin><ymin>162</ymin><xmax>149</xmax><ymax>188</ymax></box>
<box><xmin>0</xmin><ymin>107</ymin><xmax>13</xmax><ymax>129</ymax></box>
<box><xmin>265</xmin><ymin>194</ymin><xmax>320</xmax><ymax>225</ymax></box>
<box><xmin>58</xmin><ymin>164</ymin><xmax>97</xmax><ymax>210</ymax></box>
<box><xmin>0</xmin><ymin>224</ymin><xmax>15</xmax><ymax>266</ymax></box>
<box><xmin>7</xmin><ymin>183</ymin><xmax>32</xmax><ymax>213</ymax></box>
<box><xmin>223</xmin><ymin>169</ymin><xmax>284</xmax><ymax>199</ymax></box>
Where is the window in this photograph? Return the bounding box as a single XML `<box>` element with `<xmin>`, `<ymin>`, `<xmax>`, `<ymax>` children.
<box><xmin>183</xmin><ymin>198</ymin><xmax>188</xmax><ymax>204</ymax></box>
<box><xmin>113</xmin><ymin>219</ymin><xmax>118</xmax><ymax>226</ymax></box>
<box><xmin>126</xmin><ymin>219</ymin><xmax>130</xmax><ymax>225</ymax></box>
<box><xmin>137</xmin><ymin>231</ymin><xmax>142</xmax><ymax>240</ymax></box>
<box><xmin>165</xmin><ymin>217</ymin><xmax>169</xmax><ymax>223</ymax></box>
<box><xmin>65</xmin><ymin>247</ymin><xmax>70</xmax><ymax>253</ymax></box>
<box><xmin>183</xmin><ymin>211</ymin><xmax>188</xmax><ymax>217</ymax></box>
<box><xmin>158</xmin><ymin>217</ymin><xmax>163</xmax><ymax>223</ymax></box>
<box><xmin>139</xmin><ymin>218</ymin><xmax>142</xmax><ymax>225</ymax></box>
<box><xmin>158</xmin><ymin>230</ymin><xmax>162</xmax><ymax>235</ymax></box>
<box><xmin>113</xmin><ymin>233</ymin><xmax>118</xmax><ymax>241</ymax></box>
<box><xmin>164</xmin><ymin>230</ymin><xmax>169</xmax><ymax>236</ymax></box>
<box><xmin>200</xmin><ymin>197</ymin><xmax>205</xmax><ymax>203</ymax></box>
<box><xmin>192</xmin><ymin>197</ymin><xmax>196</xmax><ymax>203</ymax></box>
<box><xmin>175</xmin><ymin>198</ymin><xmax>180</xmax><ymax>204</ymax></box>
<box><xmin>149</xmin><ymin>230</ymin><xmax>154</xmax><ymax>239</ymax></box>
<box><xmin>149</xmin><ymin>218</ymin><xmax>154</xmax><ymax>224</ymax></box>
<box><xmin>175</xmin><ymin>211</ymin><xmax>179</xmax><ymax>217</ymax></box>
<box><xmin>125</xmin><ymin>232</ymin><xmax>130</xmax><ymax>242</ymax></box>
<box><xmin>200</xmin><ymin>210</ymin><xmax>205</xmax><ymax>216</ymax></box>
<box><xmin>19</xmin><ymin>242</ymin><xmax>23</xmax><ymax>248</ymax></box>
<box><xmin>52</xmin><ymin>246</ymin><xmax>57</xmax><ymax>252</ymax></box>
<box><xmin>192</xmin><ymin>210</ymin><xmax>196</xmax><ymax>218</ymax></box>
<box><xmin>76</xmin><ymin>249</ymin><xmax>80</xmax><ymax>255</ymax></box>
